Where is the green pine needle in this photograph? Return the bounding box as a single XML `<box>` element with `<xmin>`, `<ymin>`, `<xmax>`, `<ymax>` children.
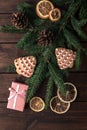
<box><xmin>28</xmin><ymin>45</ymin><xmax>44</xmax><ymax>56</ymax></box>
<box><xmin>75</xmin><ymin>49</ymin><xmax>82</xmax><ymax>70</ymax></box>
<box><xmin>79</xmin><ymin>19</ymin><xmax>87</xmax><ymax>27</ymax></box>
<box><xmin>7</xmin><ymin>64</ymin><xmax>16</xmax><ymax>72</ymax></box>
<box><xmin>71</xmin><ymin>17</ymin><xmax>87</xmax><ymax>39</ymax></box>
<box><xmin>79</xmin><ymin>6</ymin><xmax>87</xmax><ymax>19</ymax></box>
<box><xmin>17</xmin><ymin>2</ymin><xmax>33</xmax><ymax>13</ymax></box>
<box><xmin>48</xmin><ymin>62</ymin><xmax>66</xmax><ymax>95</ymax></box>
<box><xmin>63</xmin><ymin>29</ymin><xmax>82</xmax><ymax>49</ymax></box>
<box><xmin>45</xmin><ymin>76</ymin><xmax>54</xmax><ymax>109</ymax></box>
<box><xmin>17</xmin><ymin>31</ymin><xmax>37</xmax><ymax>51</ymax></box>
<box><xmin>59</xmin><ymin>0</ymin><xmax>81</xmax><ymax>31</ymax></box>
<box><xmin>0</xmin><ymin>26</ymin><xmax>28</xmax><ymax>33</ymax></box>
<box><xmin>26</xmin><ymin>59</ymin><xmax>47</xmax><ymax>102</ymax></box>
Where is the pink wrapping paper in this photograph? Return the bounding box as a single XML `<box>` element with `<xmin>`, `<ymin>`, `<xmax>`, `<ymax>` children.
<box><xmin>7</xmin><ymin>82</ymin><xmax>28</xmax><ymax>112</ymax></box>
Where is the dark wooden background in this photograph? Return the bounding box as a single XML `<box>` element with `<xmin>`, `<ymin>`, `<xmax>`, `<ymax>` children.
<box><xmin>0</xmin><ymin>0</ymin><xmax>87</xmax><ymax>130</ymax></box>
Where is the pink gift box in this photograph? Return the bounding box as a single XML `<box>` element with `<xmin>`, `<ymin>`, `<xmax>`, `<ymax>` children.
<box><xmin>7</xmin><ymin>82</ymin><xmax>28</xmax><ymax>112</ymax></box>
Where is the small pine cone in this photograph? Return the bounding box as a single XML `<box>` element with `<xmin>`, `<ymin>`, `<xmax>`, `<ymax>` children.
<box><xmin>11</xmin><ymin>12</ymin><xmax>28</xmax><ymax>29</ymax></box>
<box><xmin>37</xmin><ymin>29</ymin><xmax>53</xmax><ymax>47</ymax></box>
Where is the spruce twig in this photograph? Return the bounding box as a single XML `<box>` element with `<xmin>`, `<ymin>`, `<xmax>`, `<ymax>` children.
<box><xmin>26</xmin><ymin>59</ymin><xmax>46</xmax><ymax>102</ymax></box>
<box><xmin>63</xmin><ymin>28</ymin><xmax>82</xmax><ymax>49</ymax></box>
<box><xmin>7</xmin><ymin>64</ymin><xmax>16</xmax><ymax>72</ymax></box>
<box><xmin>0</xmin><ymin>26</ymin><xmax>28</xmax><ymax>33</ymax></box>
<box><xmin>17</xmin><ymin>31</ymin><xmax>37</xmax><ymax>51</ymax></box>
<box><xmin>48</xmin><ymin>62</ymin><xmax>66</xmax><ymax>95</ymax></box>
<box><xmin>75</xmin><ymin>49</ymin><xmax>82</xmax><ymax>70</ymax></box>
<box><xmin>71</xmin><ymin>17</ymin><xmax>87</xmax><ymax>39</ymax></box>
<box><xmin>59</xmin><ymin>0</ymin><xmax>81</xmax><ymax>31</ymax></box>
<box><xmin>79</xmin><ymin>19</ymin><xmax>87</xmax><ymax>27</ymax></box>
<box><xmin>79</xmin><ymin>6</ymin><xmax>87</xmax><ymax>19</ymax></box>
<box><xmin>45</xmin><ymin>76</ymin><xmax>54</xmax><ymax>109</ymax></box>
<box><xmin>17</xmin><ymin>2</ymin><xmax>33</xmax><ymax>13</ymax></box>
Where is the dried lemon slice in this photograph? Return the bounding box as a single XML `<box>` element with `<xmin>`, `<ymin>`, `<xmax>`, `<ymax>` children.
<box><xmin>50</xmin><ymin>96</ymin><xmax>70</xmax><ymax>114</ymax></box>
<box><xmin>30</xmin><ymin>97</ymin><xmax>45</xmax><ymax>112</ymax></box>
<box><xmin>36</xmin><ymin>0</ymin><xmax>54</xmax><ymax>19</ymax></box>
<box><xmin>57</xmin><ymin>82</ymin><xmax>77</xmax><ymax>103</ymax></box>
<box><xmin>49</xmin><ymin>8</ymin><xmax>61</xmax><ymax>22</ymax></box>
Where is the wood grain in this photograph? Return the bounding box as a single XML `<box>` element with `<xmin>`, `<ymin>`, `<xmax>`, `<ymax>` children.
<box><xmin>0</xmin><ymin>0</ymin><xmax>26</xmax><ymax>13</ymax></box>
<box><xmin>0</xmin><ymin>44</ymin><xmax>26</xmax><ymax>72</ymax></box>
<box><xmin>0</xmin><ymin>14</ymin><xmax>11</xmax><ymax>25</ymax></box>
<box><xmin>0</xmin><ymin>103</ymin><xmax>87</xmax><ymax>130</ymax></box>
<box><xmin>0</xmin><ymin>73</ymin><xmax>87</xmax><ymax>102</ymax></box>
<box><xmin>0</xmin><ymin>33</ymin><xmax>23</xmax><ymax>43</ymax></box>
<box><xmin>0</xmin><ymin>44</ymin><xmax>87</xmax><ymax>72</ymax></box>
<box><xmin>0</xmin><ymin>0</ymin><xmax>87</xmax><ymax>130</ymax></box>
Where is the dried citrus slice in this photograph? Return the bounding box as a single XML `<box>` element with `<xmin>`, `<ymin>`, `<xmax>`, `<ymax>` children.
<box><xmin>30</xmin><ymin>97</ymin><xmax>45</xmax><ymax>112</ymax></box>
<box><xmin>57</xmin><ymin>82</ymin><xmax>77</xmax><ymax>103</ymax></box>
<box><xmin>50</xmin><ymin>96</ymin><xmax>70</xmax><ymax>114</ymax></box>
<box><xmin>36</xmin><ymin>0</ymin><xmax>54</xmax><ymax>19</ymax></box>
<box><xmin>49</xmin><ymin>8</ymin><xmax>61</xmax><ymax>22</ymax></box>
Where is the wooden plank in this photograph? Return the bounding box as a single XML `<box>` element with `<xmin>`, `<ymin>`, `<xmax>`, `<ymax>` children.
<box><xmin>0</xmin><ymin>73</ymin><xmax>87</xmax><ymax>102</ymax></box>
<box><xmin>0</xmin><ymin>0</ymin><xmax>26</xmax><ymax>13</ymax></box>
<box><xmin>0</xmin><ymin>44</ymin><xmax>25</xmax><ymax>72</ymax></box>
<box><xmin>0</xmin><ymin>14</ymin><xmax>11</xmax><ymax>25</ymax></box>
<box><xmin>0</xmin><ymin>0</ymin><xmax>37</xmax><ymax>13</ymax></box>
<box><xmin>0</xmin><ymin>14</ymin><xmax>87</xmax><ymax>43</ymax></box>
<box><xmin>0</xmin><ymin>102</ymin><xmax>87</xmax><ymax>130</ymax></box>
<box><xmin>0</xmin><ymin>33</ymin><xmax>23</xmax><ymax>43</ymax></box>
<box><xmin>0</xmin><ymin>44</ymin><xmax>87</xmax><ymax>72</ymax></box>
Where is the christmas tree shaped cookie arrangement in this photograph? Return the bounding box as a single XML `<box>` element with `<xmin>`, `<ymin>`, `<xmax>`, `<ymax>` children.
<box><xmin>0</xmin><ymin>0</ymin><xmax>87</xmax><ymax>113</ymax></box>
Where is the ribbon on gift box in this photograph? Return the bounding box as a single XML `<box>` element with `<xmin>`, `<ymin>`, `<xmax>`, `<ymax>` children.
<box><xmin>8</xmin><ymin>84</ymin><xmax>26</xmax><ymax>109</ymax></box>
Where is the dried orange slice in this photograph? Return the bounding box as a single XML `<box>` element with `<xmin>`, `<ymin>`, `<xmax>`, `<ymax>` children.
<box><xmin>49</xmin><ymin>8</ymin><xmax>61</xmax><ymax>22</ymax></box>
<box><xmin>30</xmin><ymin>97</ymin><xmax>45</xmax><ymax>112</ymax></box>
<box><xmin>36</xmin><ymin>0</ymin><xmax>54</xmax><ymax>19</ymax></box>
<box><xmin>57</xmin><ymin>82</ymin><xmax>77</xmax><ymax>103</ymax></box>
<box><xmin>50</xmin><ymin>96</ymin><xmax>70</xmax><ymax>114</ymax></box>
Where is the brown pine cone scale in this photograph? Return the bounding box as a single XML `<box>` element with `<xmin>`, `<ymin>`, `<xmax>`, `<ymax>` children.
<box><xmin>11</xmin><ymin>12</ymin><xmax>28</xmax><ymax>29</ymax></box>
<box><xmin>37</xmin><ymin>29</ymin><xmax>53</xmax><ymax>47</ymax></box>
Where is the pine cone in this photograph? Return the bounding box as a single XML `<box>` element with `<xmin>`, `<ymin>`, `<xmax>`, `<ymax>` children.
<box><xmin>11</xmin><ymin>12</ymin><xmax>28</xmax><ymax>29</ymax></box>
<box><xmin>37</xmin><ymin>29</ymin><xmax>53</xmax><ymax>46</ymax></box>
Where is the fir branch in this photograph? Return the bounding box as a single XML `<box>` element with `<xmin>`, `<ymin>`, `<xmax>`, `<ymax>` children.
<box><xmin>17</xmin><ymin>2</ymin><xmax>33</xmax><ymax>13</ymax></box>
<box><xmin>79</xmin><ymin>19</ymin><xmax>87</xmax><ymax>27</ymax></box>
<box><xmin>79</xmin><ymin>6</ymin><xmax>87</xmax><ymax>19</ymax></box>
<box><xmin>17</xmin><ymin>31</ymin><xmax>37</xmax><ymax>51</ymax></box>
<box><xmin>17</xmin><ymin>32</ymin><xmax>30</xmax><ymax>49</ymax></box>
<box><xmin>7</xmin><ymin>64</ymin><xmax>16</xmax><ymax>72</ymax></box>
<box><xmin>17</xmin><ymin>2</ymin><xmax>37</xmax><ymax>22</ymax></box>
<box><xmin>71</xmin><ymin>17</ymin><xmax>87</xmax><ymax>39</ymax></box>
<box><xmin>48</xmin><ymin>62</ymin><xmax>66</xmax><ymax>95</ymax></box>
<box><xmin>26</xmin><ymin>59</ymin><xmax>46</xmax><ymax>102</ymax></box>
<box><xmin>75</xmin><ymin>49</ymin><xmax>82</xmax><ymax>70</ymax></box>
<box><xmin>45</xmin><ymin>76</ymin><xmax>54</xmax><ymax>109</ymax></box>
<box><xmin>59</xmin><ymin>0</ymin><xmax>81</xmax><ymax>31</ymax></box>
<box><xmin>63</xmin><ymin>28</ymin><xmax>82</xmax><ymax>49</ymax></box>
<box><xmin>48</xmin><ymin>48</ymin><xmax>57</xmax><ymax>65</ymax></box>
<box><xmin>0</xmin><ymin>26</ymin><xmax>28</xmax><ymax>33</ymax></box>
<box><xmin>28</xmin><ymin>45</ymin><xmax>44</xmax><ymax>56</ymax></box>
